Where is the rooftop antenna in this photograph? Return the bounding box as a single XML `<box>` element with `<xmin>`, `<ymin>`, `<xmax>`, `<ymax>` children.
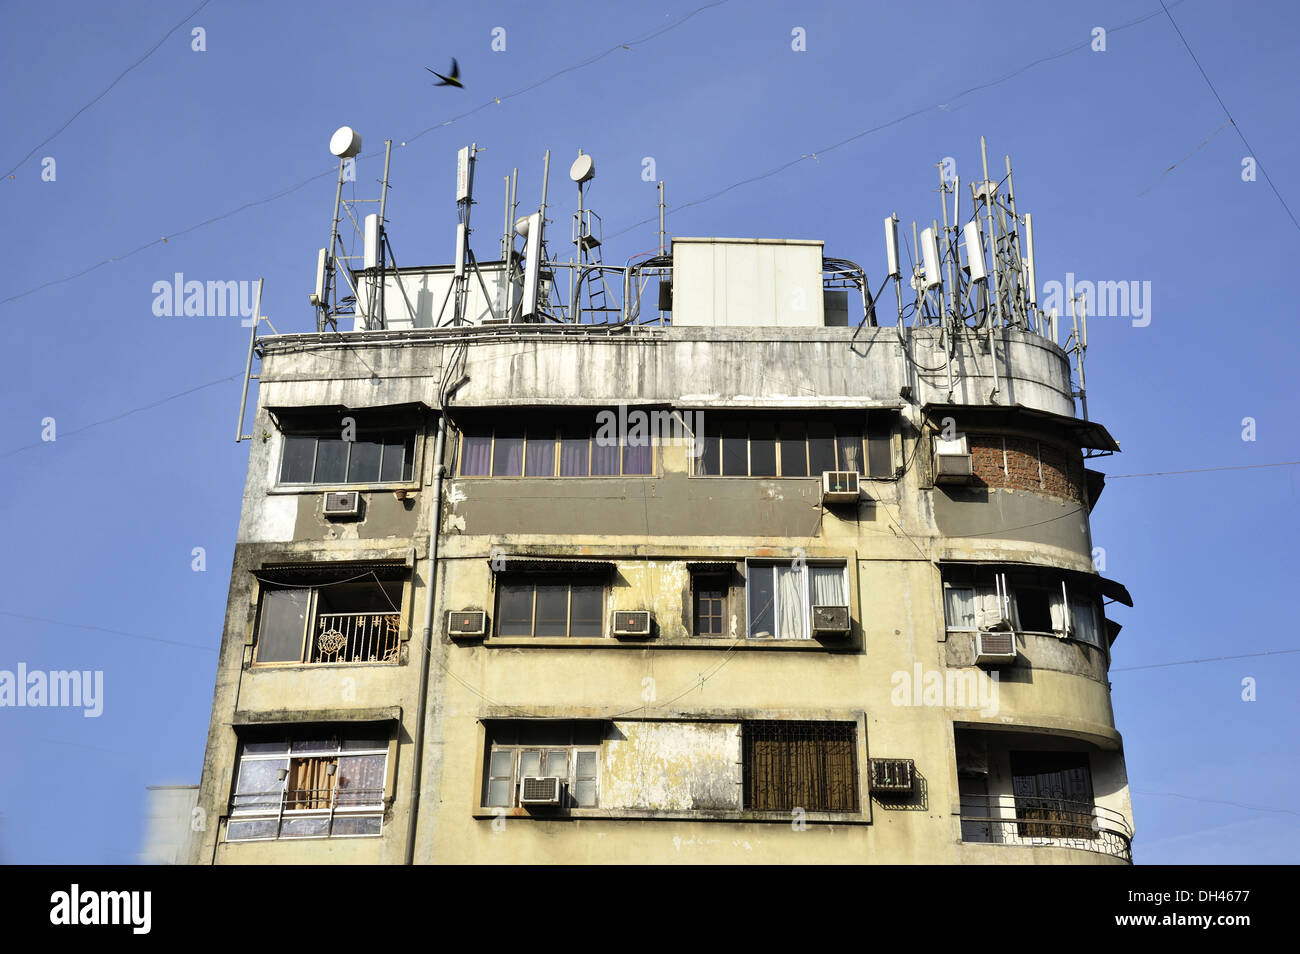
<box><xmin>1069</xmin><ymin>293</ymin><xmax>1089</xmax><ymax>420</ymax></box>
<box><xmin>569</xmin><ymin>150</ymin><xmax>615</xmax><ymax>323</ymax></box>
<box><xmin>313</xmin><ymin>126</ymin><xmax>400</xmax><ymax>332</ymax></box>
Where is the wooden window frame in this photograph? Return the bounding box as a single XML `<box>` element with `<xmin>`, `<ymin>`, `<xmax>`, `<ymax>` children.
<box><xmin>493</xmin><ymin>577</ymin><xmax>608</xmax><ymax>638</ymax></box>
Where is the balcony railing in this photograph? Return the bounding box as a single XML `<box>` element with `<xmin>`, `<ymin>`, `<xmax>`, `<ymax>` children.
<box><xmin>310</xmin><ymin>612</ymin><xmax>400</xmax><ymax>664</ymax></box>
<box><xmin>958</xmin><ymin>795</ymin><xmax>1133</xmax><ymax>862</ymax></box>
<box><xmin>229</xmin><ymin>787</ymin><xmax>386</xmax><ymax>841</ymax></box>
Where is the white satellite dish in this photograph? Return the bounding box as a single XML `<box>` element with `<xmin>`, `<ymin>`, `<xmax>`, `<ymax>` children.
<box><xmin>329</xmin><ymin>126</ymin><xmax>362</xmax><ymax>159</ymax></box>
<box><xmin>569</xmin><ymin>153</ymin><xmax>595</xmax><ymax>183</ymax></box>
<box><xmin>514</xmin><ymin>216</ymin><xmax>532</xmax><ymax>237</ymax></box>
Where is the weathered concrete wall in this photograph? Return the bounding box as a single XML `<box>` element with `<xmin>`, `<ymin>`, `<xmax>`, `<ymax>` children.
<box><xmin>602</xmin><ymin>722</ymin><xmax>741</xmax><ymax>811</ymax></box>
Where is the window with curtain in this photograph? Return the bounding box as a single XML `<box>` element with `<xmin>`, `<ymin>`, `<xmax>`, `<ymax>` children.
<box><xmin>743</xmin><ymin>721</ymin><xmax>858</xmax><ymax>812</ymax></box>
<box><xmin>941</xmin><ymin>568</ymin><xmax>1106</xmax><ymax>647</ymax></box>
<box><xmin>1010</xmin><ymin>752</ymin><xmax>1097</xmax><ymax>840</ymax></box>
<box><xmin>745</xmin><ymin>561</ymin><xmax>847</xmax><ymax>639</ymax></box>
<box><xmin>458</xmin><ymin>414</ymin><xmax>655</xmax><ymax>477</ymax></box>
<box><xmin>227</xmin><ymin>733</ymin><xmax>388</xmax><ymax>842</ymax></box>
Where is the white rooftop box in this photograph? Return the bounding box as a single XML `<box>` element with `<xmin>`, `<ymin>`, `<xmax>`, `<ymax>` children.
<box><xmin>671</xmin><ymin>238</ymin><xmax>824</xmax><ymax>328</ymax></box>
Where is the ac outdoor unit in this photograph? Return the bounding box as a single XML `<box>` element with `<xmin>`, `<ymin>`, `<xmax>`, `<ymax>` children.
<box><xmin>870</xmin><ymin>758</ymin><xmax>915</xmax><ymax>794</ymax></box>
<box><xmin>519</xmin><ymin>776</ymin><xmax>562</xmax><ymax>805</ymax></box>
<box><xmin>446</xmin><ymin>610</ymin><xmax>486</xmax><ymax>639</ymax></box>
<box><xmin>322</xmin><ymin>491</ymin><xmax>361</xmax><ymax>517</ymax></box>
<box><xmin>821</xmin><ymin>470</ymin><xmax>860</xmax><ymax>504</ymax></box>
<box><xmin>934</xmin><ymin>435</ymin><xmax>973</xmax><ymax>484</ymax></box>
<box><xmin>811</xmin><ymin>605</ymin><xmax>851</xmax><ymax>637</ymax></box>
<box><xmin>974</xmin><ymin>629</ymin><xmax>1017</xmax><ymax>665</ymax></box>
<box><xmin>612</xmin><ymin>611</ymin><xmax>653</xmax><ymax>638</ymax></box>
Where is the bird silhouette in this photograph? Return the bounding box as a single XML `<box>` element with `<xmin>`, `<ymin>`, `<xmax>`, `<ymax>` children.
<box><xmin>427</xmin><ymin>59</ymin><xmax>463</xmax><ymax>89</ymax></box>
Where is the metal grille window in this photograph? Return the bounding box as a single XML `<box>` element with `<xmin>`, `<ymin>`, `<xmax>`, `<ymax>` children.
<box><xmin>253</xmin><ymin>578</ymin><xmax>404</xmax><ymax>665</ymax></box>
<box><xmin>692</xmin><ymin>412</ymin><xmax>893</xmax><ymax>478</ymax></box>
<box><xmin>227</xmin><ymin>734</ymin><xmax>388</xmax><ymax>841</ymax></box>
<box><xmin>1010</xmin><ymin>753</ymin><xmax>1098</xmax><ymax>840</ymax></box>
<box><xmin>484</xmin><ymin>722</ymin><xmax>603</xmax><ymax>808</ymax></box>
<box><xmin>743</xmin><ymin>721</ymin><xmax>859</xmax><ymax>813</ymax></box>
<box><xmin>692</xmin><ymin>575</ymin><xmax>728</xmax><ymax>636</ymax></box>
<box><xmin>495</xmin><ymin>577</ymin><xmax>605</xmax><ymax>637</ymax></box>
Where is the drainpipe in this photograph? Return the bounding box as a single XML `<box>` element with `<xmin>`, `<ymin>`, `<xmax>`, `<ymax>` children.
<box><xmin>405</xmin><ymin>411</ymin><xmax>446</xmax><ymax>865</ymax></box>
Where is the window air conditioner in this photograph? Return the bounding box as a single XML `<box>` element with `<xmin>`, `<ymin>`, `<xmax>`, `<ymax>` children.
<box><xmin>519</xmin><ymin>776</ymin><xmax>563</xmax><ymax>805</ymax></box>
<box><xmin>446</xmin><ymin>610</ymin><xmax>487</xmax><ymax>639</ymax></box>
<box><xmin>974</xmin><ymin>629</ymin><xmax>1017</xmax><ymax>665</ymax></box>
<box><xmin>934</xmin><ymin>435</ymin><xmax>973</xmax><ymax>484</ymax></box>
<box><xmin>821</xmin><ymin>470</ymin><xmax>860</xmax><ymax>504</ymax></box>
<box><xmin>323</xmin><ymin>491</ymin><xmax>362</xmax><ymax>518</ymax></box>
<box><xmin>811</xmin><ymin>605</ymin><xmax>851</xmax><ymax>637</ymax></box>
<box><xmin>870</xmin><ymin>758</ymin><xmax>915</xmax><ymax>794</ymax></box>
<box><xmin>612</xmin><ymin>611</ymin><xmax>653</xmax><ymax>638</ymax></box>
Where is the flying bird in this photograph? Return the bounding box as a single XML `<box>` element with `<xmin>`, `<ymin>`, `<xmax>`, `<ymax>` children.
<box><xmin>427</xmin><ymin>59</ymin><xmax>463</xmax><ymax>89</ymax></box>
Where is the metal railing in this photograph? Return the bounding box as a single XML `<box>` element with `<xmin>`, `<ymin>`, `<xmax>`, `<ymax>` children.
<box><xmin>310</xmin><ymin>612</ymin><xmax>400</xmax><ymax>664</ymax></box>
<box><xmin>229</xmin><ymin>786</ymin><xmax>385</xmax><ymax>840</ymax></box>
<box><xmin>958</xmin><ymin>795</ymin><xmax>1133</xmax><ymax>862</ymax></box>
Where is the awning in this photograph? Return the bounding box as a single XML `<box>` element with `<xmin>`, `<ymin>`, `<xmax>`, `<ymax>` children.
<box><xmin>254</xmin><ymin>559</ymin><xmax>410</xmax><ymax>585</ymax></box>
<box><xmin>922</xmin><ymin>403</ymin><xmax>1119</xmax><ymax>453</ymax></box>
<box><xmin>1085</xmin><ymin>469</ymin><xmax>1106</xmax><ymax>512</ymax></box>
<box><xmin>490</xmin><ymin>557</ymin><xmax>616</xmax><ymax>576</ymax></box>
<box><xmin>234</xmin><ymin>706</ymin><xmax>402</xmax><ymax>728</ymax></box>
<box><xmin>685</xmin><ymin>560</ymin><xmax>739</xmax><ymax>572</ymax></box>
<box><xmin>940</xmin><ymin>559</ymin><xmax>1133</xmax><ymax>607</ymax></box>
<box><xmin>266</xmin><ymin>401</ymin><xmax>430</xmax><ymax>431</ymax></box>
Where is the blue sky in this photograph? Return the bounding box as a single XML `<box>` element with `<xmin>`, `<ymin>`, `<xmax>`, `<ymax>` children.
<box><xmin>1</xmin><ymin>0</ymin><xmax>1296</xmax><ymax>864</ymax></box>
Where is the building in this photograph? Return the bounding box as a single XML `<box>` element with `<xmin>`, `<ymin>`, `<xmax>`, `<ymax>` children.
<box><xmin>188</xmin><ymin>138</ymin><xmax>1135</xmax><ymax>864</ymax></box>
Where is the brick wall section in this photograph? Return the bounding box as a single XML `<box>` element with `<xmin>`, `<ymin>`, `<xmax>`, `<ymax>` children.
<box><xmin>968</xmin><ymin>434</ymin><xmax>1084</xmax><ymax>503</ymax></box>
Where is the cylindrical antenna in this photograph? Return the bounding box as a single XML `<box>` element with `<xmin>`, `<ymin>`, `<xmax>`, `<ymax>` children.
<box><xmin>963</xmin><ymin>221</ymin><xmax>987</xmax><ymax>282</ymax></box>
<box><xmin>501</xmin><ymin>175</ymin><xmax>511</xmax><ymax>260</ymax></box>
<box><xmin>658</xmin><ymin>180</ymin><xmax>666</xmax><ymax>257</ymax></box>
<box><xmin>1024</xmin><ymin>212</ymin><xmax>1038</xmax><ymax>311</ymax></box>
<box><xmin>920</xmin><ymin>226</ymin><xmax>942</xmax><ymax>291</ymax></box>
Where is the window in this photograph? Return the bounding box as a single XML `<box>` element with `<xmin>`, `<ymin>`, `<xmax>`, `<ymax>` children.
<box><xmin>227</xmin><ymin>732</ymin><xmax>388</xmax><ymax>841</ymax></box>
<box><xmin>743</xmin><ymin>721</ymin><xmax>858</xmax><ymax>812</ymax></box>
<box><xmin>745</xmin><ymin>560</ymin><xmax>847</xmax><ymax>639</ymax></box>
<box><xmin>942</xmin><ymin>568</ymin><xmax>1106</xmax><ymax>647</ymax></box>
<box><xmin>692</xmin><ymin>412</ymin><xmax>894</xmax><ymax>478</ymax></box>
<box><xmin>1010</xmin><ymin>752</ymin><xmax>1097</xmax><ymax>840</ymax></box>
<box><xmin>253</xmin><ymin>575</ymin><xmax>404</xmax><ymax>665</ymax></box>
<box><xmin>483</xmin><ymin>722</ymin><xmax>603</xmax><ymax>808</ymax></box>
<box><xmin>495</xmin><ymin>577</ymin><xmax>605</xmax><ymax>637</ymax></box>
<box><xmin>692</xmin><ymin>575</ymin><xmax>729</xmax><ymax>636</ymax></box>
<box><xmin>279</xmin><ymin>428</ymin><xmax>415</xmax><ymax>486</ymax></box>
<box><xmin>458</xmin><ymin>413</ymin><xmax>654</xmax><ymax>477</ymax></box>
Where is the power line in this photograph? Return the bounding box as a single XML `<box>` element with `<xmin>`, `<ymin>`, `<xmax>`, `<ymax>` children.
<box><xmin>1112</xmin><ymin>648</ymin><xmax>1300</xmax><ymax>672</ymax></box>
<box><xmin>1</xmin><ymin>374</ymin><xmax>237</xmax><ymax>458</ymax></box>
<box><xmin>1108</xmin><ymin>460</ymin><xmax>1299</xmax><ymax>478</ymax></box>
<box><xmin>1157</xmin><ymin>0</ymin><xmax>1300</xmax><ymax>234</ymax></box>
<box><xmin>1134</xmin><ymin>791</ymin><xmax>1300</xmax><ymax>818</ymax></box>
<box><xmin>2</xmin><ymin>0</ymin><xmax>214</xmax><ymax>180</ymax></box>
<box><xmin>0</xmin><ymin>610</ymin><xmax>217</xmax><ymax>653</ymax></box>
<box><xmin>609</xmin><ymin>0</ymin><xmax>1188</xmax><ymax>240</ymax></box>
<box><xmin>0</xmin><ymin>1</ymin><xmax>729</xmax><ymax>309</ymax></box>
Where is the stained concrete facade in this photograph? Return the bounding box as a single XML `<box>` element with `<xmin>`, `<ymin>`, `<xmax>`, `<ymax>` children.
<box><xmin>190</xmin><ymin>238</ymin><xmax>1134</xmax><ymax>865</ymax></box>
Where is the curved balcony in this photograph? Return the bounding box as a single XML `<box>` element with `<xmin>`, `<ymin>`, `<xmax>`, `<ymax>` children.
<box><xmin>958</xmin><ymin>794</ymin><xmax>1132</xmax><ymax>862</ymax></box>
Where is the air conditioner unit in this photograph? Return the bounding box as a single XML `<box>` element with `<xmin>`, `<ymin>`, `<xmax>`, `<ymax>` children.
<box><xmin>322</xmin><ymin>491</ymin><xmax>361</xmax><ymax>518</ymax></box>
<box><xmin>612</xmin><ymin>610</ymin><xmax>653</xmax><ymax>638</ymax></box>
<box><xmin>870</xmin><ymin>758</ymin><xmax>915</xmax><ymax>794</ymax></box>
<box><xmin>821</xmin><ymin>470</ymin><xmax>860</xmax><ymax>504</ymax></box>
<box><xmin>934</xmin><ymin>435</ymin><xmax>973</xmax><ymax>484</ymax></box>
<box><xmin>811</xmin><ymin>605</ymin><xmax>851</xmax><ymax>637</ymax></box>
<box><xmin>974</xmin><ymin>629</ymin><xmax>1017</xmax><ymax>665</ymax></box>
<box><xmin>446</xmin><ymin>610</ymin><xmax>486</xmax><ymax>639</ymax></box>
<box><xmin>519</xmin><ymin>776</ymin><xmax>562</xmax><ymax>805</ymax></box>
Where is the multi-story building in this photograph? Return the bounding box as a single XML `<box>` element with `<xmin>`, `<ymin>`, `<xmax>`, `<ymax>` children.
<box><xmin>189</xmin><ymin>139</ymin><xmax>1135</xmax><ymax>864</ymax></box>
